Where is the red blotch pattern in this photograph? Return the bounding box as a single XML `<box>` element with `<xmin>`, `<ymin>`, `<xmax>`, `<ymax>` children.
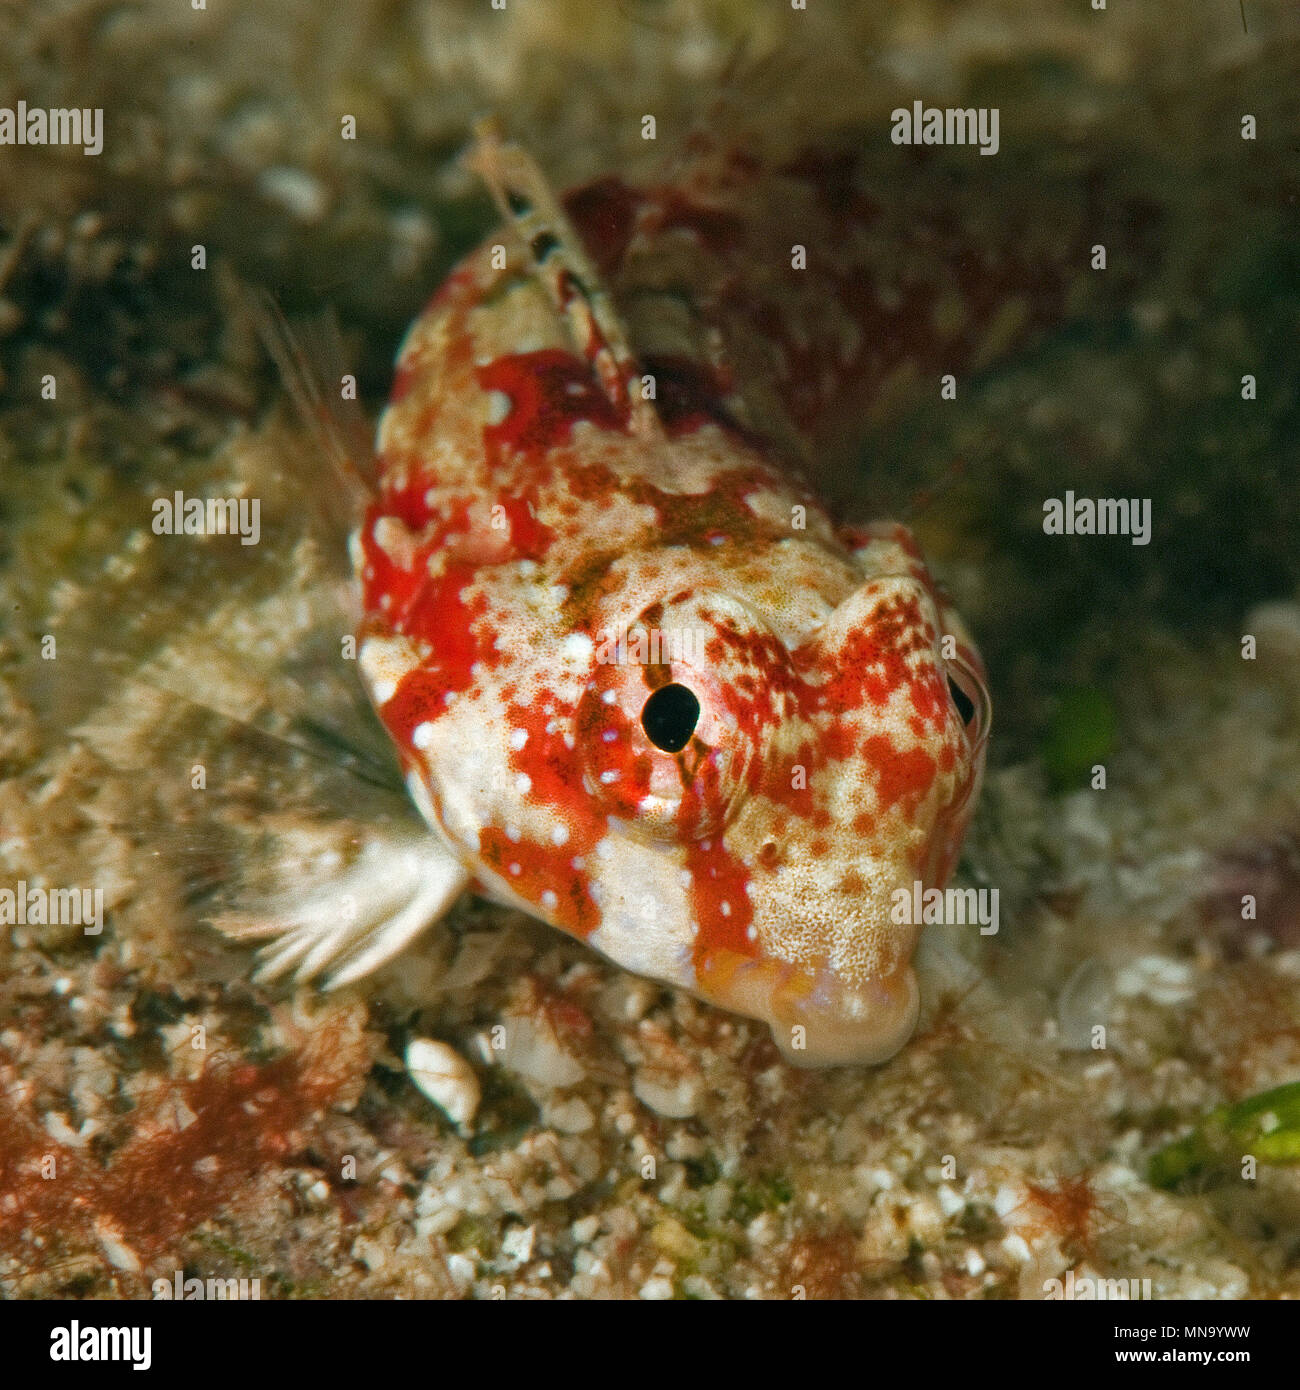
<box><xmin>861</xmin><ymin>735</ymin><xmax>938</xmax><ymax>818</ymax></box>
<box><xmin>478</xmin><ymin>825</ymin><xmax>600</xmax><ymax>938</ymax></box>
<box><xmin>687</xmin><ymin>836</ymin><xmax>757</xmax><ymax>970</ymax></box>
<box><xmin>478</xmin><ymin>350</ymin><xmax>625</xmax><ymax>462</ymax></box>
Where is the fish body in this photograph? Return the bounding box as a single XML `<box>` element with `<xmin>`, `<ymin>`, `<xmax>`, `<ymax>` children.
<box><xmin>341</xmin><ymin>131</ymin><xmax>999</xmax><ymax>1064</ymax></box>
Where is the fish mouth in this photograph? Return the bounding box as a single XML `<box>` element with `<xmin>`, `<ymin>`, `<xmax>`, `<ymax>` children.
<box><xmin>698</xmin><ymin>952</ymin><xmax>920</xmax><ymax>1067</ymax></box>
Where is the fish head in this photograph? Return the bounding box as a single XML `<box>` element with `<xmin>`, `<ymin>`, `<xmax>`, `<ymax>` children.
<box><xmin>375</xmin><ymin>513</ymin><xmax>987</xmax><ymax>1068</ymax></box>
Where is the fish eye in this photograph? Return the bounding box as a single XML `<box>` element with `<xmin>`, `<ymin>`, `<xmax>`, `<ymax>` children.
<box><xmin>577</xmin><ymin>591</ymin><xmax>776</xmax><ymax>839</ymax></box>
<box><xmin>945</xmin><ymin>655</ymin><xmax>992</xmax><ymax>752</ymax></box>
<box><xmin>946</xmin><ymin>673</ymin><xmax>975</xmax><ymax>727</ymax></box>
<box><xmin>640</xmin><ymin>682</ymin><xmax>701</xmax><ymax>753</ymax></box>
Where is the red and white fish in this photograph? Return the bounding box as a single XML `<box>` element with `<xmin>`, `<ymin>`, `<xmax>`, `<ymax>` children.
<box><xmin>234</xmin><ymin>125</ymin><xmax>1112</xmax><ymax>1065</ymax></box>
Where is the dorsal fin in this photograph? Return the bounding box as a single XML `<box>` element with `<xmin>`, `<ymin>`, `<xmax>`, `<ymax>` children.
<box><xmin>239</xmin><ymin>284</ymin><xmax>377</xmax><ymax>516</ymax></box>
<box><xmin>464</xmin><ymin>120</ymin><xmax>666</xmax><ymax>441</ymax></box>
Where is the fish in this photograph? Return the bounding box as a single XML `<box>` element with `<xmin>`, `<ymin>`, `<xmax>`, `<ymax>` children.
<box><xmin>228</xmin><ymin>122</ymin><xmax>1120</xmax><ymax>1066</ymax></box>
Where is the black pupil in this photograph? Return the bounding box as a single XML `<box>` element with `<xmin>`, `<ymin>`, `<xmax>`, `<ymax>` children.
<box><xmin>947</xmin><ymin>674</ymin><xmax>976</xmax><ymax>727</ymax></box>
<box><xmin>641</xmin><ymin>683</ymin><xmax>701</xmax><ymax>753</ymax></box>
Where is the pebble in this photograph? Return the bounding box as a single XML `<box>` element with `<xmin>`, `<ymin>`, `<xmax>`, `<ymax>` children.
<box><xmin>257</xmin><ymin>166</ymin><xmax>330</xmax><ymax>222</ymax></box>
<box><xmin>570</xmin><ymin>1215</ymin><xmax>600</xmax><ymax>1244</ymax></box>
<box><xmin>497</xmin><ymin>1014</ymin><xmax>585</xmax><ymax>1089</ymax></box>
<box><xmin>94</xmin><ymin>1218</ymin><xmax>141</xmax><ymax>1273</ymax></box>
<box><xmin>936</xmin><ymin>1184</ymin><xmax>966</xmax><ymax>1217</ymax></box>
<box><xmin>542</xmin><ymin>1095</ymin><xmax>595</xmax><ymax>1133</ymax></box>
<box><xmin>500</xmin><ymin>1224</ymin><xmax>536</xmax><ymax>1265</ymax></box>
<box><xmin>1114</xmin><ymin>955</ymin><xmax>1197</xmax><ymax>1006</ymax></box>
<box><xmin>405</xmin><ymin>1037</ymin><xmax>481</xmax><ymax>1130</ymax></box>
<box><xmin>633</xmin><ymin>1070</ymin><xmax>701</xmax><ymax>1119</ymax></box>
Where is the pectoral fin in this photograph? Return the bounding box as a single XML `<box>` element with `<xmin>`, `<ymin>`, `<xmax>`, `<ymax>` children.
<box><xmin>216</xmin><ymin>824</ymin><xmax>470</xmax><ymax>988</ymax></box>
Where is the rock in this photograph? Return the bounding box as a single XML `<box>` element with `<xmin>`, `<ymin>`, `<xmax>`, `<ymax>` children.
<box><xmin>405</xmin><ymin>1037</ymin><xmax>481</xmax><ymax>1130</ymax></box>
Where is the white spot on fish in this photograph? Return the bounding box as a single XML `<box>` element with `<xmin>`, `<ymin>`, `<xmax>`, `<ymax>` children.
<box><xmin>552</xmin><ymin>824</ymin><xmax>570</xmax><ymax>846</ymax></box>
<box><xmin>563</xmin><ymin>632</ymin><xmax>595</xmax><ymax>662</ymax></box>
<box><xmin>412</xmin><ymin>721</ymin><xmax>436</xmax><ymax>749</ymax></box>
<box><xmin>515</xmin><ymin>772</ymin><xmax>533</xmax><ymax>794</ymax></box>
<box><xmin>372</xmin><ymin>515</ymin><xmax>415</xmax><ymax>566</ymax></box>
<box><xmin>360</xmin><ymin>634</ymin><xmax>420</xmax><ymax>707</ymax></box>
<box><xmin>509</xmin><ymin>727</ymin><xmax>529</xmax><ymax>751</ymax></box>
